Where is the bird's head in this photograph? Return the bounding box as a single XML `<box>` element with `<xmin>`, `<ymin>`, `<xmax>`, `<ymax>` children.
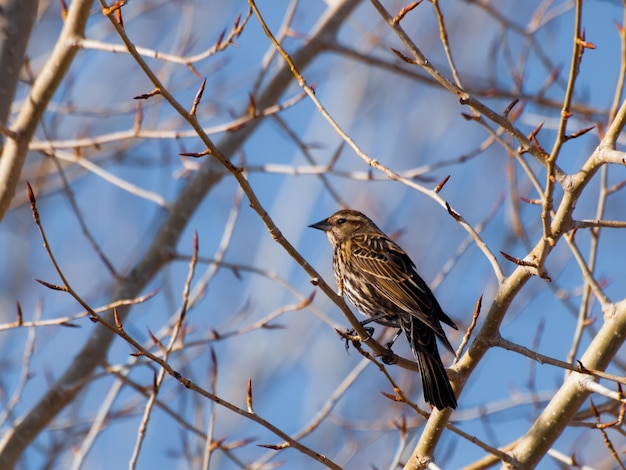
<box><xmin>309</xmin><ymin>210</ymin><xmax>379</xmax><ymax>245</ymax></box>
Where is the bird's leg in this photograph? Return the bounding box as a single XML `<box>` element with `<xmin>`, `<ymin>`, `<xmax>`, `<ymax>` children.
<box><xmin>359</xmin><ymin>313</ymin><xmax>390</xmax><ymax>326</ymax></box>
<box><xmin>381</xmin><ymin>329</ymin><xmax>401</xmax><ymax>365</ymax></box>
<box><xmin>385</xmin><ymin>329</ymin><xmax>402</xmax><ymax>350</ymax></box>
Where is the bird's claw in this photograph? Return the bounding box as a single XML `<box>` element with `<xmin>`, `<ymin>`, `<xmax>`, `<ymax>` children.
<box><xmin>381</xmin><ymin>345</ymin><xmax>396</xmax><ymax>364</ymax></box>
<box><xmin>344</xmin><ymin>326</ymin><xmax>375</xmax><ymax>352</ymax></box>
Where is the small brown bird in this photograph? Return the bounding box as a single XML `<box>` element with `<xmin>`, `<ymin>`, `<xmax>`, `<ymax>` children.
<box><xmin>309</xmin><ymin>209</ymin><xmax>457</xmax><ymax>410</ymax></box>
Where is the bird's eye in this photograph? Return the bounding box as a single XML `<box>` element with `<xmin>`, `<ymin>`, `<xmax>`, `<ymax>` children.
<box><xmin>336</xmin><ymin>218</ymin><xmax>346</xmax><ymax>225</ymax></box>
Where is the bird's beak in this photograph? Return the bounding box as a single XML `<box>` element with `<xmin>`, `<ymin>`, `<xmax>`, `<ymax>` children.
<box><xmin>309</xmin><ymin>219</ymin><xmax>332</xmax><ymax>231</ymax></box>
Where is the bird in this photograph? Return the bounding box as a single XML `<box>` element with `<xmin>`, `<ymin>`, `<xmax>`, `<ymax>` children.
<box><xmin>309</xmin><ymin>209</ymin><xmax>458</xmax><ymax>410</ymax></box>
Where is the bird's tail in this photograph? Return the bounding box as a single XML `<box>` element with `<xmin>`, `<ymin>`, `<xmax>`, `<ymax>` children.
<box><xmin>401</xmin><ymin>316</ymin><xmax>457</xmax><ymax>410</ymax></box>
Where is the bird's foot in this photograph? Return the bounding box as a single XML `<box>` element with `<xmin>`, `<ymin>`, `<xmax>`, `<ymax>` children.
<box><xmin>343</xmin><ymin>326</ymin><xmax>375</xmax><ymax>352</ymax></box>
<box><xmin>381</xmin><ymin>344</ymin><xmax>397</xmax><ymax>364</ymax></box>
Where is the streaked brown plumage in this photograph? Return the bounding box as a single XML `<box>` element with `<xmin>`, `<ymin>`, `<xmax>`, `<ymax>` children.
<box><xmin>310</xmin><ymin>209</ymin><xmax>457</xmax><ymax>410</ymax></box>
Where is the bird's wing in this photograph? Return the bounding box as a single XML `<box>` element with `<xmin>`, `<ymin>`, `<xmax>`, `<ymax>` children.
<box><xmin>349</xmin><ymin>233</ymin><xmax>457</xmax><ymax>344</ymax></box>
